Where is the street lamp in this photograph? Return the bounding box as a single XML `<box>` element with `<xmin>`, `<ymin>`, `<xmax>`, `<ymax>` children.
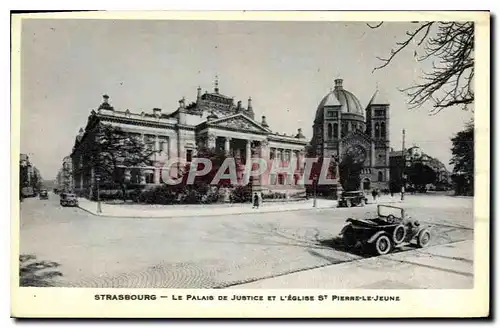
<box><xmin>313</xmin><ymin>174</ymin><xmax>318</xmax><ymax>208</ymax></box>
<box><xmin>96</xmin><ymin>176</ymin><xmax>102</xmax><ymax>214</ymax></box>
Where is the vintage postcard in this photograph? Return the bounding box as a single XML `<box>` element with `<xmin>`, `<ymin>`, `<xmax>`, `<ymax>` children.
<box><xmin>11</xmin><ymin>11</ymin><xmax>490</xmax><ymax>318</ymax></box>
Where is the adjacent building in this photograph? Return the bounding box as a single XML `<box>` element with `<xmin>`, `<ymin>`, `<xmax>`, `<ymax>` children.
<box><xmin>19</xmin><ymin>153</ymin><xmax>42</xmax><ymax>196</ymax></box>
<box><xmin>71</xmin><ymin>79</ymin><xmax>308</xmax><ymax>196</ymax></box>
<box><xmin>56</xmin><ymin>156</ymin><xmax>73</xmax><ymax>191</ymax></box>
<box><xmin>308</xmin><ymin>79</ymin><xmax>391</xmax><ymax>192</ymax></box>
<box><xmin>389</xmin><ymin>146</ymin><xmax>451</xmax><ymax>190</ymax></box>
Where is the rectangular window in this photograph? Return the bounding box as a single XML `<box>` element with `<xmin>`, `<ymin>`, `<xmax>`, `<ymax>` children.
<box><xmin>327</xmin><ymin>111</ymin><xmax>338</xmax><ymax>118</ymax></box>
<box><xmin>145</xmin><ymin>172</ymin><xmax>155</xmax><ymax>184</ymax></box>
<box><xmin>145</xmin><ymin>134</ymin><xmax>156</xmax><ymax>151</ymax></box>
<box><xmin>186</xmin><ymin>149</ymin><xmax>193</xmax><ymax>162</ymax></box>
<box><xmin>375</xmin><ymin>110</ymin><xmax>385</xmax><ymax>117</ymax></box>
<box><xmin>158</xmin><ymin>136</ymin><xmax>168</xmax><ymax>153</ymax></box>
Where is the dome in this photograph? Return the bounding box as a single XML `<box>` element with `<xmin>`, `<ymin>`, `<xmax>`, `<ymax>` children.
<box><xmin>315</xmin><ymin>79</ymin><xmax>364</xmax><ymax>121</ymax></box>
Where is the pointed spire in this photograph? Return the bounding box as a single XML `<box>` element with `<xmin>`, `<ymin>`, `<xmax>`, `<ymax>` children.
<box><xmin>368</xmin><ymin>89</ymin><xmax>390</xmax><ymax>106</ymax></box>
<box><xmin>197</xmin><ymin>86</ymin><xmax>202</xmax><ymax>100</ymax></box>
<box><xmin>214</xmin><ymin>75</ymin><xmax>219</xmax><ymax>93</ymax></box>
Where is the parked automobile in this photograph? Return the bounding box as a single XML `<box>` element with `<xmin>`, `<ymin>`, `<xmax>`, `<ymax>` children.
<box><xmin>21</xmin><ymin>186</ymin><xmax>35</xmax><ymax>198</ymax></box>
<box><xmin>39</xmin><ymin>189</ymin><xmax>49</xmax><ymax>200</ymax></box>
<box><xmin>340</xmin><ymin>204</ymin><xmax>432</xmax><ymax>256</ymax></box>
<box><xmin>60</xmin><ymin>193</ymin><xmax>78</xmax><ymax>207</ymax></box>
<box><xmin>338</xmin><ymin>190</ymin><xmax>368</xmax><ymax>207</ymax></box>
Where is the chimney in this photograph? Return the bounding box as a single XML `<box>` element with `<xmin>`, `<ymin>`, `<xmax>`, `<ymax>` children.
<box><xmin>248</xmin><ymin>97</ymin><xmax>253</xmax><ymax>110</ymax></box>
<box><xmin>197</xmin><ymin>86</ymin><xmax>202</xmax><ymax>101</ymax></box>
<box><xmin>103</xmin><ymin>94</ymin><xmax>109</xmax><ymax>103</ymax></box>
<box><xmin>334</xmin><ymin>78</ymin><xmax>343</xmax><ymax>90</ymax></box>
<box><xmin>153</xmin><ymin>108</ymin><xmax>162</xmax><ymax>117</ymax></box>
<box><xmin>296</xmin><ymin>128</ymin><xmax>305</xmax><ymax>139</ymax></box>
<box><xmin>236</xmin><ymin>100</ymin><xmax>242</xmax><ymax>112</ymax></box>
<box><xmin>261</xmin><ymin>115</ymin><xmax>269</xmax><ymax>128</ymax></box>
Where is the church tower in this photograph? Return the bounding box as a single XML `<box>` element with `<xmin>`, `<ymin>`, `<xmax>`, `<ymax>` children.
<box><xmin>366</xmin><ymin>90</ymin><xmax>390</xmax><ymax>187</ymax></box>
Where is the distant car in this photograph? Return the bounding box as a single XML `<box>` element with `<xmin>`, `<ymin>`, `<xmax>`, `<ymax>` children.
<box><xmin>340</xmin><ymin>204</ymin><xmax>432</xmax><ymax>256</ymax></box>
<box><xmin>21</xmin><ymin>186</ymin><xmax>35</xmax><ymax>198</ymax></box>
<box><xmin>39</xmin><ymin>189</ymin><xmax>48</xmax><ymax>200</ymax></box>
<box><xmin>338</xmin><ymin>191</ymin><xmax>368</xmax><ymax>207</ymax></box>
<box><xmin>60</xmin><ymin>193</ymin><xmax>78</xmax><ymax>207</ymax></box>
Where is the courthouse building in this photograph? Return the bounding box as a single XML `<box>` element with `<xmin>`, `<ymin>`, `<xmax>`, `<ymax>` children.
<box><xmin>308</xmin><ymin>78</ymin><xmax>392</xmax><ymax>192</ymax></box>
<box><xmin>71</xmin><ymin>79</ymin><xmax>308</xmax><ymax>195</ymax></box>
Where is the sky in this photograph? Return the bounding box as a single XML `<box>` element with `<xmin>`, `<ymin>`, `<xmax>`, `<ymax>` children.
<box><xmin>19</xmin><ymin>18</ymin><xmax>473</xmax><ymax>180</ymax></box>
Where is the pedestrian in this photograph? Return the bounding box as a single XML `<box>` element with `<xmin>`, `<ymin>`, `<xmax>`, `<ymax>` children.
<box><xmin>253</xmin><ymin>192</ymin><xmax>260</xmax><ymax>209</ymax></box>
<box><xmin>371</xmin><ymin>189</ymin><xmax>377</xmax><ymax>202</ymax></box>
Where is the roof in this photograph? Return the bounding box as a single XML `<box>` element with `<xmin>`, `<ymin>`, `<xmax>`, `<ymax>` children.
<box><xmin>367</xmin><ymin>89</ymin><xmax>390</xmax><ymax>106</ymax></box>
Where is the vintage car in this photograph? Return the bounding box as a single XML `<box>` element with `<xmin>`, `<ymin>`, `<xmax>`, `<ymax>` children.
<box><xmin>340</xmin><ymin>204</ymin><xmax>432</xmax><ymax>255</ymax></box>
<box><xmin>39</xmin><ymin>189</ymin><xmax>49</xmax><ymax>200</ymax></box>
<box><xmin>338</xmin><ymin>191</ymin><xmax>368</xmax><ymax>207</ymax></box>
<box><xmin>60</xmin><ymin>193</ymin><xmax>79</xmax><ymax>207</ymax></box>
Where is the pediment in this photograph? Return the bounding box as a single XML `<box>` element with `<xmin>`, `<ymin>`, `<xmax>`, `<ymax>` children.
<box><xmin>209</xmin><ymin>114</ymin><xmax>269</xmax><ymax>134</ymax></box>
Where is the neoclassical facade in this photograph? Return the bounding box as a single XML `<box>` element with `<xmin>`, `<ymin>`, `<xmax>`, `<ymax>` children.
<box><xmin>71</xmin><ymin>80</ymin><xmax>308</xmax><ymax>195</ymax></box>
<box><xmin>308</xmin><ymin>78</ymin><xmax>391</xmax><ymax>191</ymax></box>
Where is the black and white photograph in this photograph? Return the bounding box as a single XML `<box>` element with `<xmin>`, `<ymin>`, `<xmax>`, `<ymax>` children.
<box><xmin>11</xmin><ymin>11</ymin><xmax>490</xmax><ymax>318</ymax></box>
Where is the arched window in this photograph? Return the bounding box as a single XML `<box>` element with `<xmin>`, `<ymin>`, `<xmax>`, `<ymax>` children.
<box><xmin>327</xmin><ymin>123</ymin><xmax>333</xmax><ymax>139</ymax></box>
<box><xmin>378</xmin><ymin>171</ymin><xmax>384</xmax><ymax>182</ymax></box>
<box><xmin>333</xmin><ymin>123</ymin><xmax>338</xmax><ymax>138</ymax></box>
<box><xmin>363</xmin><ymin>178</ymin><xmax>371</xmax><ymax>190</ymax></box>
<box><xmin>341</xmin><ymin>122</ymin><xmax>348</xmax><ymax>138</ymax></box>
<box><xmin>375</xmin><ymin>123</ymin><xmax>380</xmax><ymax>139</ymax></box>
<box><xmin>381</xmin><ymin>122</ymin><xmax>386</xmax><ymax>138</ymax></box>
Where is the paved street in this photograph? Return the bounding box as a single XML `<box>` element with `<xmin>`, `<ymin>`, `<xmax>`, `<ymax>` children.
<box><xmin>19</xmin><ymin>193</ymin><xmax>473</xmax><ymax>288</ymax></box>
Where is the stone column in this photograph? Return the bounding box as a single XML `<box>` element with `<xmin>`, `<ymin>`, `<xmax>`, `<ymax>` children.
<box><xmin>207</xmin><ymin>133</ymin><xmax>216</xmax><ymax>149</ymax></box>
<box><xmin>140</xmin><ymin>169</ymin><xmax>146</xmax><ymax>185</ymax></box>
<box><xmin>154</xmin><ymin>167</ymin><xmax>161</xmax><ymax>184</ymax></box>
<box><xmin>224</xmin><ymin>137</ymin><xmax>231</xmax><ymax>155</ymax></box>
<box><xmin>260</xmin><ymin>139</ymin><xmax>269</xmax><ymax>159</ymax></box>
<box><xmin>246</xmin><ymin>140</ymin><xmax>252</xmax><ymax>166</ymax></box>
<box><xmin>371</xmin><ymin>142</ymin><xmax>376</xmax><ymax>167</ymax></box>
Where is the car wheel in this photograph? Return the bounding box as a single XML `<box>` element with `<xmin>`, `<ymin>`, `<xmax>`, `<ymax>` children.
<box><xmin>392</xmin><ymin>224</ymin><xmax>407</xmax><ymax>244</ymax></box>
<box><xmin>417</xmin><ymin>229</ymin><xmax>431</xmax><ymax>248</ymax></box>
<box><xmin>343</xmin><ymin>226</ymin><xmax>357</xmax><ymax>248</ymax></box>
<box><xmin>346</xmin><ymin>200</ymin><xmax>352</xmax><ymax>208</ymax></box>
<box><xmin>359</xmin><ymin>198</ymin><xmax>366</xmax><ymax>207</ymax></box>
<box><xmin>374</xmin><ymin>234</ymin><xmax>392</xmax><ymax>256</ymax></box>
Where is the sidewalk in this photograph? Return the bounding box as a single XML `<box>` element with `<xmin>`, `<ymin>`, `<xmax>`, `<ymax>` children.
<box><xmin>228</xmin><ymin>240</ymin><xmax>474</xmax><ymax>289</ymax></box>
<box><xmin>77</xmin><ymin>198</ymin><xmax>340</xmax><ymax>218</ymax></box>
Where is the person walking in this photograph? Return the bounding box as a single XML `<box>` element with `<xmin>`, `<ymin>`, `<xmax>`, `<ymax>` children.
<box><xmin>371</xmin><ymin>189</ymin><xmax>377</xmax><ymax>202</ymax></box>
<box><xmin>253</xmin><ymin>192</ymin><xmax>260</xmax><ymax>209</ymax></box>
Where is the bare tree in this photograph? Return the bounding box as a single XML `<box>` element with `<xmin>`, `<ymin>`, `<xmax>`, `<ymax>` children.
<box><xmin>369</xmin><ymin>21</ymin><xmax>474</xmax><ymax>114</ymax></box>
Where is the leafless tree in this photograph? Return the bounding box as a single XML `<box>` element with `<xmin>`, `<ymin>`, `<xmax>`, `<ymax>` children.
<box><xmin>369</xmin><ymin>21</ymin><xmax>474</xmax><ymax>114</ymax></box>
